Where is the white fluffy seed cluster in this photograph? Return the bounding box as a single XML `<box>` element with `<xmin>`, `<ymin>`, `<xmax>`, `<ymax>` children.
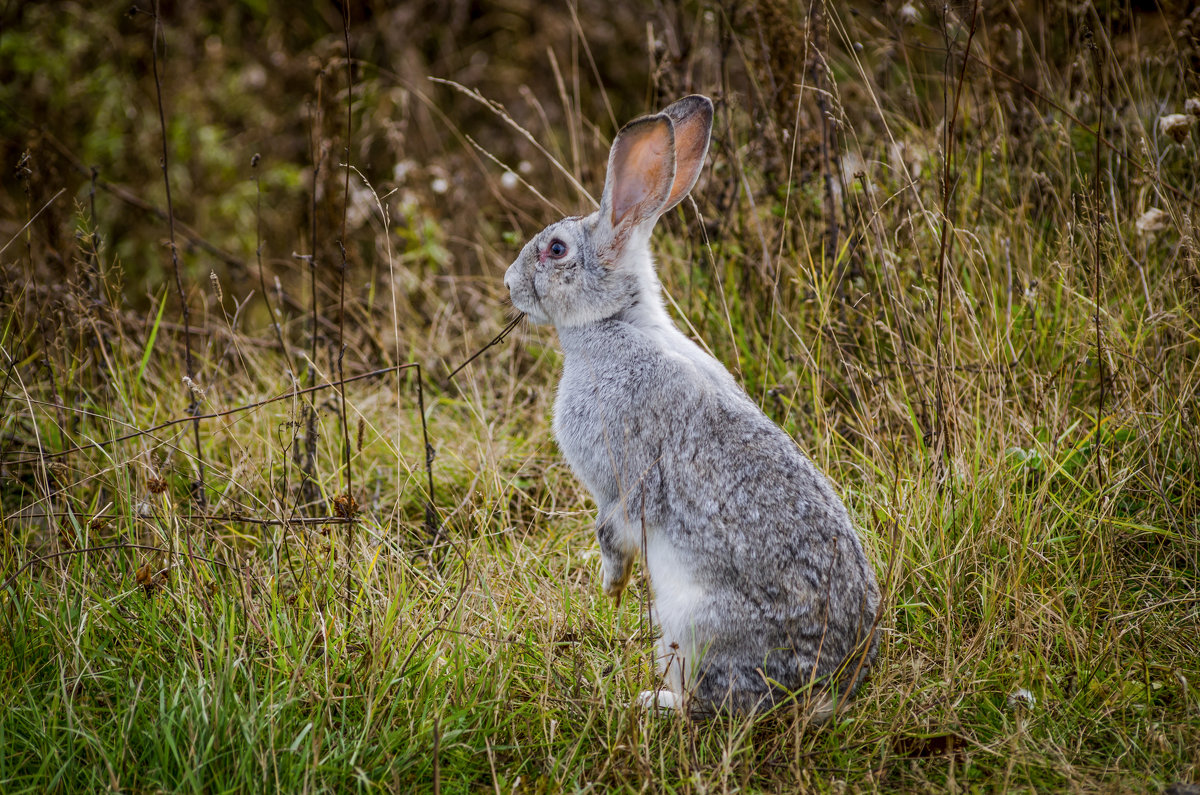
<box><xmin>1158</xmin><ymin>99</ymin><xmax>1199</xmax><ymax>143</ymax></box>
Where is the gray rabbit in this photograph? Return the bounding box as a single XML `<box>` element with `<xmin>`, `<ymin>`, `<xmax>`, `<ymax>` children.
<box><xmin>504</xmin><ymin>95</ymin><xmax>880</xmax><ymax>717</ymax></box>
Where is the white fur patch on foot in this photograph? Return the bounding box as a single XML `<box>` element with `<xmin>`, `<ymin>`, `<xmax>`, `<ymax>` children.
<box><xmin>637</xmin><ymin>689</ymin><xmax>682</xmax><ymax>712</ymax></box>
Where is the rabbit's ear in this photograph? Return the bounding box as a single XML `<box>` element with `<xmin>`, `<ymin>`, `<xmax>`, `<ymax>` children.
<box><xmin>659</xmin><ymin>95</ymin><xmax>713</xmax><ymax>214</ymax></box>
<box><xmin>600</xmin><ymin>115</ymin><xmax>676</xmax><ymax>231</ymax></box>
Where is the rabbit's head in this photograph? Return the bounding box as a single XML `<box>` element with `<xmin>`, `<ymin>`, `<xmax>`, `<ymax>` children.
<box><xmin>504</xmin><ymin>95</ymin><xmax>713</xmax><ymax>327</ymax></box>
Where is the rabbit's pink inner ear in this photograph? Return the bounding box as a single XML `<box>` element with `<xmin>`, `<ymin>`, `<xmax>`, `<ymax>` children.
<box><xmin>661</xmin><ymin>97</ymin><xmax>713</xmax><ymax>212</ymax></box>
<box><xmin>607</xmin><ymin>116</ymin><xmax>675</xmax><ymax>228</ymax></box>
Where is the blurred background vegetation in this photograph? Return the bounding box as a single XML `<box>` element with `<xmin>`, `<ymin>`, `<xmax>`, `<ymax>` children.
<box><xmin>4</xmin><ymin>0</ymin><xmax>1190</xmax><ymax>313</ymax></box>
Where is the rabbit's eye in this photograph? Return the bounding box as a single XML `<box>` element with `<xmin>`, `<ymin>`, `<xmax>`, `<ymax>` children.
<box><xmin>548</xmin><ymin>240</ymin><xmax>568</xmax><ymax>259</ymax></box>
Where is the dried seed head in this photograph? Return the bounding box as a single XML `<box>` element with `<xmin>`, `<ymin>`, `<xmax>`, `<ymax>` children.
<box><xmin>148</xmin><ymin>476</ymin><xmax>168</xmax><ymax>494</ymax></box>
<box><xmin>135</xmin><ymin>560</ymin><xmax>168</xmax><ymax>594</ymax></box>
<box><xmin>1186</xmin><ymin>98</ymin><xmax>1200</xmax><ymax>118</ymax></box>
<box><xmin>1158</xmin><ymin>113</ymin><xmax>1195</xmax><ymax>143</ymax></box>
<box><xmin>209</xmin><ymin>270</ymin><xmax>223</xmax><ymax>303</ymax></box>
<box><xmin>333</xmin><ymin>492</ymin><xmax>359</xmax><ymax>519</ymax></box>
<box><xmin>1136</xmin><ymin>208</ymin><xmax>1169</xmax><ymax>235</ymax></box>
<box><xmin>182</xmin><ymin>375</ymin><xmax>206</xmax><ymax>400</ymax></box>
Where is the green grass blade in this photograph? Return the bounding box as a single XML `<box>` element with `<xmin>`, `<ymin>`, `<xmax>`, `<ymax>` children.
<box><xmin>137</xmin><ymin>289</ymin><xmax>168</xmax><ymax>385</ymax></box>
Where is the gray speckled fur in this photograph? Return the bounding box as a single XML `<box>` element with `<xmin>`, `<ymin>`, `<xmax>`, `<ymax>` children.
<box><xmin>504</xmin><ymin>96</ymin><xmax>880</xmax><ymax>715</ymax></box>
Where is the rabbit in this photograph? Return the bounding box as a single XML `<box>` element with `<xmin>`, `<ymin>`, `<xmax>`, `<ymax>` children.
<box><xmin>503</xmin><ymin>95</ymin><xmax>881</xmax><ymax>718</ymax></box>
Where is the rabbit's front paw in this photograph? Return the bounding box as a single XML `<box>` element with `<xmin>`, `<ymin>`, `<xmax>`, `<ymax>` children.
<box><xmin>601</xmin><ymin>563</ymin><xmax>630</xmax><ymax>599</ymax></box>
<box><xmin>599</xmin><ymin>545</ymin><xmax>634</xmax><ymax>600</ymax></box>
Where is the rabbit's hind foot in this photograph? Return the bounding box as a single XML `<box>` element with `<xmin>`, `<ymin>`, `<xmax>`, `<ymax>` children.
<box><xmin>636</xmin><ymin>689</ymin><xmax>682</xmax><ymax>713</ymax></box>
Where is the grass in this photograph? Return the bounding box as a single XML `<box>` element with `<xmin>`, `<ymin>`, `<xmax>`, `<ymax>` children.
<box><xmin>2</xmin><ymin>0</ymin><xmax>1199</xmax><ymax>791</ymax></box>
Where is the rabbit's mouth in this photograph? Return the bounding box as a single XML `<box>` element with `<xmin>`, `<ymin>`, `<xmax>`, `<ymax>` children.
<box><xmin>507</xmin><ymin>283</ymin><xmax>550</xmax><ymax>325</ymax></box>
<box><xmin>504</xmin><ymin>259</ymin><xmax>544</xmax><ymax>322</ymax></box>
<box><xmin>519</xmin><ymin>303</ymin><xmax>551</xmax><ymax>325</ymax></box>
